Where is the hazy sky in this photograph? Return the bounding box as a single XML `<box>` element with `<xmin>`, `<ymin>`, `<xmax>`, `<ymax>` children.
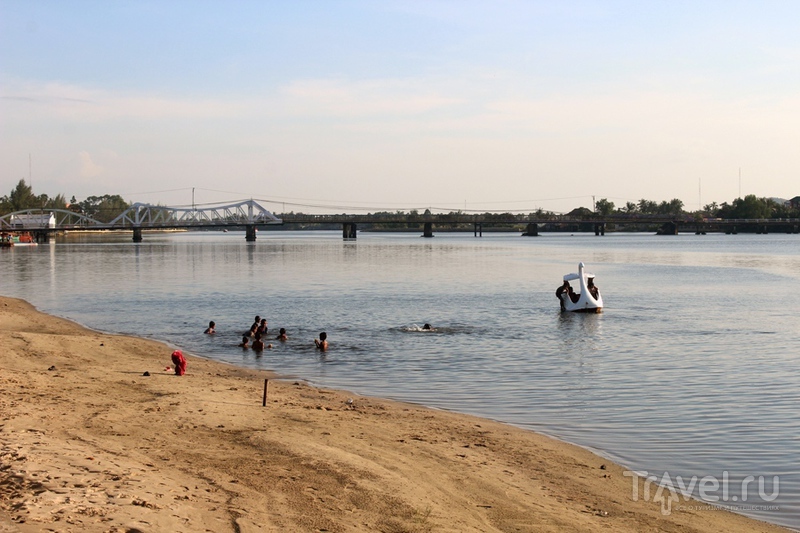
<box><xmin>1</xmin><ymin>1</ymin><xmax>798</xmax><ymax>214</ymax></box>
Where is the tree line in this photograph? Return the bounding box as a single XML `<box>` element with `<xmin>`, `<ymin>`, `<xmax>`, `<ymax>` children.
<box><xmin>1</xmin><ymin>179</ymin><xmax>130</xmax><ymax>223</ymax></box>
<box><xmin>2</xmin><ymin>178</ymin><xmax>798</xmax><ymax>223</ymax></box>
<box><xmin>591</xmin><ymin>195</ymin><xmax>798</xmax><ymax>219</ymax></box>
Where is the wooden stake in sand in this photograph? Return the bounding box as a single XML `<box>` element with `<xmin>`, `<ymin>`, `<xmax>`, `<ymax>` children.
<box><xmin>262</xmin><ymin>379</ymin><xmax>269</xmax><ymax>406</ymax></box>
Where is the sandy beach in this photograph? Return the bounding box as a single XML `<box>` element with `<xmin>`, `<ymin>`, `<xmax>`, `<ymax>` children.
<box><xmin>0</xmin><ymin>295</ymin><xmax>788</xmax><ymax>532</ymax></box>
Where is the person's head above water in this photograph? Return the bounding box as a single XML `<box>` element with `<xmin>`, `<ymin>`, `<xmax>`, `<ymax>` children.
<box><xmin>319</xmin><ymin>332</ymin><xmax>327</xmax><ymax>341</ymax></box>
<box><xmin>422</xmin><ymin>323</ymin><xmax>432</xmax><ymax>330</ymax></box>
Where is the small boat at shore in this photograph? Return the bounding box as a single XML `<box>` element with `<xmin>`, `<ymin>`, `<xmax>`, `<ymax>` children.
<box><xmin>0</xmin><ymin>233</ymin><xmax>39</xmax><ymax>247</ymax></box>
<box><xmin>557</xmin><ymin>262</ymin><xmax>603</xmax><ymax>313</ymax></box>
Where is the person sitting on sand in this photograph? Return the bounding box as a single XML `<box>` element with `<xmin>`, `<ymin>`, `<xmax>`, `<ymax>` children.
<box><xmin>204</xmin><ymin>320</ymin><xmax>216</xmax><ymax>334</ymax></box>
<box><xmin>171</xmin><ymin>350</ymin><xmax>187</xmax><ymax>376</ymax></box>
<box><xmin>314</xmin><ymin>332</ymin><xmax>328</xmax><ymax>351</ymax></box>
<box><xmin>252</xmin><ymin>331</ymin><xmax>265</xmax><ymax>352</ymax></box>
<box><xmin>276</xmin><ymin>328</ymin><xmax>288</xmax><ymax>341</ymax></box>
<box><xmin>238</xmin><ymin>335</ymin><xmax>250</xmax><ymax>348</ymax></box>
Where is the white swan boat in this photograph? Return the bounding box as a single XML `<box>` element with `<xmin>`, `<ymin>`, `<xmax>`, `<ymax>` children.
<box><xmin>558</xmin><ymin>262</ymin><xmax>603</xmax><ymax>313</ymax></box>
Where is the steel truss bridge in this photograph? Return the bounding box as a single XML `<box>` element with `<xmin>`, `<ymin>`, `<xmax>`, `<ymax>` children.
<box><xmin>0</xmin><ymin>200</ymin><xmax>282</xmax><ymax>242</ymax></box>
<box><xmin>1</xmin><ymin>199</ymin><xmax>799</xmax><ymax>242</ymax></box>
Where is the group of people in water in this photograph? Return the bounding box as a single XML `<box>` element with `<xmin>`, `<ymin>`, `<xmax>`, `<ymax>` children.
<box><xmin>204</xmin><ymin>315</ymin><xmax>328</xmax><ymax>352</ymax></box>
<box><xmin>555</xmin><ymin>277</ymin><xmax>600</xmax><ymax>311</ymax></box>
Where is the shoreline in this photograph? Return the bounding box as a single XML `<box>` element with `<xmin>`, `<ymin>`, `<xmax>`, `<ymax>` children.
<box><xmin>0</xmin><ymin>295</ymin><xmax>789</xmax><ymax>532</ymax></box>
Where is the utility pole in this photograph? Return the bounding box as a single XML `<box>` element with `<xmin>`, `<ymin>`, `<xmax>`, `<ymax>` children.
<box><xmin>738</xmin><ymin>168</ymin><xmax>741</xmax><ymax>199</ymax></box>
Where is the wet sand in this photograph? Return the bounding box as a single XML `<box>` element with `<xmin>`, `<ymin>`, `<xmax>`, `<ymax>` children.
<box><xmin>0</xmin><ymin>295</ymin><xmax>788</xmax><ymax>532</ymax></box>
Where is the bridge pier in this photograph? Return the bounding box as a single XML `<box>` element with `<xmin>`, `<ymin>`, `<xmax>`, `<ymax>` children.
<box><xmin>594</xmin><ymin>223</ymin><xmax>605</xmax><ymax>236</ymax></box>
<box><xmin>343</xmin><ymin>222</ymin><xmax>357</xmax><ymax>239</ymax></box>
<box><xmin>132</xmin><ymin>228</ymin><xmax>143</xmax><ymax>243</ymax></box>
<box><xmin>657</xmin><ymin>222</ymin><xmax>678</xmax><ymax>235</ymax></box>
<box><xmin>245</xmin><ymin>225</ymin><xmax>257</xmax><ymax>242</ymax></box>
<box><xmin>33</xmin><ymin>230</ymin><xmax>50</xmax><ymax>243</ymax></box>
<box><xmin>522</xmin><ymin>223</ymin><xmax>539</xmax><ymax>236</ymax></box>
<box><xmin>423</xmin><ymin>222</ymin><xmax>434</xmax><ymax>238</ymax></box>
<box><xmin>474</xmin><ymin>222</ymin><xmax>482</xmax><ymax>237</ymax></box>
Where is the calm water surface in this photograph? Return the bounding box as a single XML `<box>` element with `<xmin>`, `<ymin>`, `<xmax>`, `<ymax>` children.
<box><xmin>2</xmin><ymin>231</ymin><xmax>799</xmax><ymax>529</ymax></box>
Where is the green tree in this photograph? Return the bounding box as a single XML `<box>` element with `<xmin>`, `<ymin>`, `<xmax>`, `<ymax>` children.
<box><xmin>717</xmin><ymin>195</ymin><xmax>771</xmax><ymax>219</ymax></box>
<box><xmin>75</xmin><ymin>195</ymin><xmax>130</xmax><ymax>222</ymax></box>
<box><xmin>703</xmin><ymin>202</ymin><xmax>719</xmax><ymax>215</ymax></box>
<box><xmin>8</xmin><ymin>179</ymin><xmax>38</xmax><ymax>210</ymax></box>
<box><xmin>657</xmin><ymin>198</ymin><xmax>684</xmax><ymax>215</ymax></box>
<box><xmin>594</xmin><ymin>198</ymin><xmax>615</xmax><ymax>215</ymax></box>
<box><xmin>637</xmin><ymin>199</ymin><xmax>658</xmax><ymax>214</ymax></box>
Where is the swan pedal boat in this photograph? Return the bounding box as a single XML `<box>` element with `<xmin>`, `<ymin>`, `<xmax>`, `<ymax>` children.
<box><xmin>560</xmin><ymin>262</ymin><xmax>603</xmax><ymax>313</ymax></box>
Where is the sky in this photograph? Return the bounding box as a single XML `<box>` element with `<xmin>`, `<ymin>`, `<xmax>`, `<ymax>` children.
<box><xmin>1</xmin><ymin>0</ymin><xmax>799</xmax><ymax>214</ymax></box>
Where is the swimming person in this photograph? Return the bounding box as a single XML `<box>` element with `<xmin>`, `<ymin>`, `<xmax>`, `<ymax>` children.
<box><xmin>204</xmin><ymin>320</ymin><xmax>216</xmax><ymax>334</ymax></box>
<box><xmin>247</xmin><ymin>316</ymin><xmax>261</xmax><ymax>337</ymax></box>
<box><xmin>315</xmin><ymin>332</ymin><xmax>328</xmax><ymax>351</ymax></box>
<box><xmin>238</xmin><ymin>335</ymin><xmax>250</xmax><ymax>348</ymax></box>
<box><xmin>252</xmin><ymin>331</ymin><xmax>265</xmax><ymax>352</ymax></box>
<box><xmin>276</xmin><ymin>328</ymin><xmax>288</xmax><ymax>341</ymax></box>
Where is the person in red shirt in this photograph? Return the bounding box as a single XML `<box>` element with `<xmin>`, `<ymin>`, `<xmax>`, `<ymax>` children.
<box><xmin>171</xmin><ymin>350</ymin><xmax>187</xmax><ymax>376</ymax></box>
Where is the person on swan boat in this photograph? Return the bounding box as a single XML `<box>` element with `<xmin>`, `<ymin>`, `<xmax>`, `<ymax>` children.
<box><xmin>558</xmin><ymin>263</ymin><xmax>603</xmax><ymax>313</ymax></box>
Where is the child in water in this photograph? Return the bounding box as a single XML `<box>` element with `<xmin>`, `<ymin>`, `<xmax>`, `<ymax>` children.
<box><xmin>314</xmin><ymin>332</ymin><xmax>328</xmax><ymax>351</ymax></box>
<box><xmin>204</xmin><ymin>320</ymin><xmax>216</xmax><ymax>334</ymax></box>
<box><xmin>238</xmin><ymin>335</ymin><xmax>249</xmax><ymax>348</ymax></box>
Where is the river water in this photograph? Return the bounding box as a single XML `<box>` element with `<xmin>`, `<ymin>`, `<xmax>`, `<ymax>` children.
<box><xmin>2</xmin><ymin>230</ymin><xmax>798</xmax><ymax>529</ymax></box>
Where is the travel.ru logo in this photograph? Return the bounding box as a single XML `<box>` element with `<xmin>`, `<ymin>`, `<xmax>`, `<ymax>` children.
<box><xmin>623</xmin><ymin>470</ymin><xmax>780</xmax><ymax>516</ymax></box>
